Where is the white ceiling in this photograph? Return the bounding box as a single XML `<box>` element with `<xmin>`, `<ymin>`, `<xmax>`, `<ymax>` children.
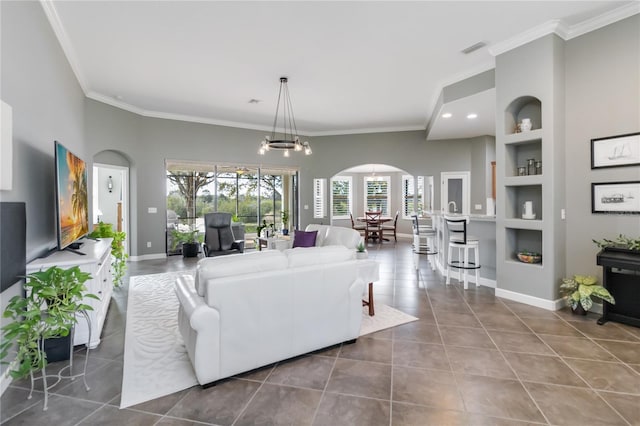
<box><xmin>44</xmin><ymin>1</ymin><xmax>637</xmax><ymax>139</ymax></box>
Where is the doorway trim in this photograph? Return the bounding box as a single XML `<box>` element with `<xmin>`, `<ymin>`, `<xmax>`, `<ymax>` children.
<box><xmin>440</xmin><ymin>171</ymin><xmax>470</xmax><ymax>215</ymax></box>
<box><xmin>93</xmin><ymin>162</ymin><xmax>129</xmax><ymax>255</ymax></box>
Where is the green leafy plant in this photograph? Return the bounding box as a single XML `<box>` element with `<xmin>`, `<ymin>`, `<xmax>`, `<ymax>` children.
<box><xmin>281</xmin><ymin>210</ymin><xmax>289</xmax><ymax>229</ymax></box>
<box><xmin>559</xmin><ymin>275</ymin><xmax>615</xmax><ymax>312</ymax></box>
<box><xmin>0</xmin><ymin>266</ymin><xmax>96</xmax><ymax>379</ymax></box>
<box><xmin>170</xmin><ymin>228</ymin><xmax>203</xmax><ymax>250</ymax></box>
<box><xmin>593</xmin><ymin>234</ymin><xmax>640</xmax><ymax>251</ymax></box>
<box><xmin>231</xmin><ymin>213</ymin><xmax>239</xmax><ymax>223</ymax></box>
<box><xmin>356</xmin><ymin>241</ymin><xmax>366</xmax><ymax>253</ymax></box>
<box><xmin>88</xmin><ymin>222</ymin><xmax>128</xmax><ymax>287</ymax></box>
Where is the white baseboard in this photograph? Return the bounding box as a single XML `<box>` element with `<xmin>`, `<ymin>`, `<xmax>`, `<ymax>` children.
<box><xmin>495</xmin><ymin>288</ymin><xmax>564</xmax><ymax>311</ymax></box>
<box><xmin>128</xmin><ymin>253</ymin><xmax>167</xmax><ymax>262</ymax></box>
<box><xmin>424</xmin><ymin>256</ymin><xmax>496</xmax><ymax>288</ymax></box>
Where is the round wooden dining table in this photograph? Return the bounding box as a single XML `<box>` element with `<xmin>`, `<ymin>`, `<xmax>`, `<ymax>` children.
<box><xmin>357</xmin><ymin>215</ymin><xmax>393</xmax><ymax>241</ymax></box>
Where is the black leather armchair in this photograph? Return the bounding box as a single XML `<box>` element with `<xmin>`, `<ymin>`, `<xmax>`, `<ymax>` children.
<box><xmin>203</xmin><ymin>213</ymin><xmax>245</xmax><ymax>257</ymax></box>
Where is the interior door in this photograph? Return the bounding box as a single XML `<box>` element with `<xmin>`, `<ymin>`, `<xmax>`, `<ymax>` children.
<box><xmin>441</xmin><ymin>171</ymin><xmax>470</xmax><ymax>215</ymax></box>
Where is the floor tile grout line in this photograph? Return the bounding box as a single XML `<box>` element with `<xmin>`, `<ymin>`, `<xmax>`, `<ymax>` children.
<box><xmin>309</xmin><ymin>339</ymin><xmax>343</xmax><ymax>425</ymax></box>
<box><xmin>455</xmin><ymin>282</ymin><xmax>553</xmax><ymax>425</ymax></box>
<box><xmin>152</xmin><ymin>384</ymin><xmax>202</xmax><ymax>425</ymax></box>
<box><xmin>230</xmin><ymin>363</ymin><xmax>277</xmax><ymax>426</ymax></box>
<box><xmin>421</xmin><ymin>267</ymin><xmax>471</xmax><ymax>416</ymax></box>
<box><xmin>502</xmin><ymin>301</ymin><xmax>633</xmax><ymax>426</ymax></box>
<box><xmin>0</xmin><ymin>390</ymin><xmax>44</xmax><ymax>425</ymax></box>
<box><xmin>72</xmin><ymin>401</ymin><xmax>110</xmax><ymax>426</ymax></box>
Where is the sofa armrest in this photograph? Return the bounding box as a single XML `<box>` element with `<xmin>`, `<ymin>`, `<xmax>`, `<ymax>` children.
<box><xmin>176</xmin><ymin>275</ymin><xmax>220</xmax><ymax>331</ymax></box>
<box><xmin>175</xmin><ymin>275</ymin><xmax>221</xmax><ymax>385</ymax></box>
<box><xmin>348</xmin><ymin>277</ymin><xmax>366</xmax><ymax>337</ymax></box>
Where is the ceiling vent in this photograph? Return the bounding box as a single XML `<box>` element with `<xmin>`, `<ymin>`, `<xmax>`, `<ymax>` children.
<box><xmin>461</xmin><ymin>42</ymin><xmax>486</xmax><ymax>55</ymax></box>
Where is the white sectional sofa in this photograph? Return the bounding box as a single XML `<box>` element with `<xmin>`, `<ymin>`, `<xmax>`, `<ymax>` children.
<box><xmin>305</xmin><ymin>224</ymin><xmax>362</xmax><ymax>249</ymax></box>
<box><xmin>175</xmin><ymin>245</ymin><xmax>372</xmax><ymax>386</ymax></box>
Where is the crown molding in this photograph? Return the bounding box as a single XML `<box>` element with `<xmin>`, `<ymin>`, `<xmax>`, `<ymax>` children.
<box><xmin>565</xmin><ymin>2</ymin><xmax>640</xmax><ymax>40</ymax></box>
<box><xmin>309</xmin><ymin>125</ymin><xmax>426</xmax><ymax>137</ymax></box>
<box><xmin>87</xmin><ymin>92</ymin><xmax>424</xmax><ymax>137</ymax></box>
<box><xmin>40</xmin><ymin>0</ymin><xmax>88</xmax><ymax>92</ymax></box>
<box><xmin>488</xmin><ymin>19</ymin><xmax>568</xmax><ymax>56</ymax></box>
<box><xmin>489</xmin><ymin>3</ymin><xmax>640</xmax><ymax>56</ymax></box>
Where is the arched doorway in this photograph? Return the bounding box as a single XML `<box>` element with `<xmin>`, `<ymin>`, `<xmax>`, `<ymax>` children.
<box><xmin>93</xmin><ymin>150</ymin><xmax>130</xmax><ymax>255</ymax></box>
<box><xmin>330</xmin><ymin>163</ymin><xmax>433</xmax><ymax>239</ymax></box>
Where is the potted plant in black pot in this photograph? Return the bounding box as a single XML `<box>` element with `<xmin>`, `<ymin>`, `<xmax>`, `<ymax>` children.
<box><xmin>0</xmin><ymin>265</ymin><xmax>96</xmax><ymax>379</ymax></box>
<box><xmin>171</xmin><ymin>226</ymin><xmax>203</xmax><ymax>258</ymax></box>
<box><xmin>559</xmin><ymin>275</ymin><xmax>615</xmax><ymax>315</ymax></box>
<box><xmin>593</xmin><ymin>234</ymin><xmax>640</xmax><ymax>253</ymax></box>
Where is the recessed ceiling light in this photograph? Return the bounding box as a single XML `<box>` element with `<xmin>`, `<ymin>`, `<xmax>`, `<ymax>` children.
<box><xmin>441</xmin><ymin>113</ymin><xmax>452</xmax><ymax>118</ymax></box>
<box><xmin>467</xmin><ymin>113</ymin><xmax>478</xmax><ymax>119</ymax></box>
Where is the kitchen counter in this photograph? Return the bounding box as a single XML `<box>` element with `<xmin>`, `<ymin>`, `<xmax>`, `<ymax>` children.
<box><xmin>417</xmin><ymin>212</ymin><xmax>496</xmax><ymax>283</ymax></box>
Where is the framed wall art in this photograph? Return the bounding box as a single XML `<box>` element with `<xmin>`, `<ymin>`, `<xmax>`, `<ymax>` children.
<box><xmin>592</xmin><ymin>181</ymin><xmax>640</xmax><ymax>214</ymax></box>
<box><xmin>591</xmin><ymin>132</ymin><xmax>640</xmax><ymax>169</ymax></box>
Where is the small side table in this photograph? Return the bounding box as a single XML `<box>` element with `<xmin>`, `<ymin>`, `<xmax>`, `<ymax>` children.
<box><xmin>258</xmin><ymin>237</ymin><xmax>292</xmax><ymax>251</ymax></box>
<box><xmin>356</xmin><ymin>259</ymin><xmax>380</xmax><ymax>316</ymax></box>
<box><xmin>28</xmin><ymin>310</ymin><xmax>92</xmax><ymax>411</ymax></box>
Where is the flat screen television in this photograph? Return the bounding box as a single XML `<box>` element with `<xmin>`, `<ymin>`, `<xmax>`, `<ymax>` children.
<box><xmin>54</xmin><ymin>141</ymin><xmax>89</xmax><ymax>250</ymax></box>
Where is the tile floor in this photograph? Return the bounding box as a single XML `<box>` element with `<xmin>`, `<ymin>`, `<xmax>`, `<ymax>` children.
<box><xmin>1</xmin><ymin>241</ymin><xmax>639</xmax><ymax>425</ymax></box>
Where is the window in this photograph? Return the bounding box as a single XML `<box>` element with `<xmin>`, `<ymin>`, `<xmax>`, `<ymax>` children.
<box><xmin>165</xmin><ymin>160</ymin><xmax>298</xmax><ymax>254</ymax></box>
<box><xmin>402</xmin><ymin>175</ymin><xmax>427</xmax><ymax>218</ymax></box>
<box><xmin>364</xmin><ymin>176</ymin><xmax>390</xmax><ymax>215</ymax></box>
<box><xmin>313</xmin><ymin>178</ymin><xmax>326</xmax><ymax>219</ymax></box>
<box><xmin>402</xmin><ymin>175</ymin><xmax>414</xmax><ymax>218</ymax></box>
<box><xmin>331</xmin><ymin>176</ymin><xmax>352</xmax><ymax>219</ymax></box>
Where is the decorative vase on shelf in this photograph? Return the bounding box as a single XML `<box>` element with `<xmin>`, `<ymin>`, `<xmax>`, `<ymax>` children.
<box><xmin>520</xmin><ymin>118</ymin><xmax>532</xmax><ymax>132</ymax></box>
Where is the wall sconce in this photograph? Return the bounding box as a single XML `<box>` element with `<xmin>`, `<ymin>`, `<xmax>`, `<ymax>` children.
<box><xmin>107</xmin><ymin>176</ymin><xmax>113</xmax><ymax>193</ymax></box>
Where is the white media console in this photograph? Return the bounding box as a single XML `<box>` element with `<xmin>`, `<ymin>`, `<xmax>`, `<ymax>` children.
<box><xmin>26</xmin><ymin>238</ymin><xmax>113</xmax><ymax>348</ymax></box>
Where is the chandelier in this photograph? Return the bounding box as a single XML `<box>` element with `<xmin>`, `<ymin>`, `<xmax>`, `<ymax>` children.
<box><xmin>259</xmin><ymin>77</ymin><xmax>312</xmax><ymax>157</ymax></box>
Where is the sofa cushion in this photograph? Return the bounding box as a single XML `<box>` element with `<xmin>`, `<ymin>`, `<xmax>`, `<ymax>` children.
<box><xmin>305</xmin><ymin>224</ymin><xmax>328</xmax><ymax>247</ymax></box>
<box><xmin>285</xmin><ymin>245</ymin><xmax>354</xmax><ymax>268</ymax></box>
<box><xmin>292</xmin><ymin>229</ymin><xmax>318</xmax><ymax>248</ymax></box>
<box><xmin>195</xmin><ymin>250</ymin><xmax>287</xmax><ymax>296</ymax></box>
<box><xmin>323</xmin><ymin>226</ymin><xmax>361</xmax><ymax>249</ymax></box>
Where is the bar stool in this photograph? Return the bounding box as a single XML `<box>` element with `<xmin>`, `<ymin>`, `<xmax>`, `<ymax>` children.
<box><xmin>411</xmin><ymin>215</ymin><xmax>438</xmax><ymax>271</ymax></box>
<box><xmin>444</xmin><ymin>216</ymin><xmax>480</xmax><ymax>289</ymax></box>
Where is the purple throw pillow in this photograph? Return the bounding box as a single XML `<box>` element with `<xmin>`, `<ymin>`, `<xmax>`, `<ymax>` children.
<box><xmin>292</xmin><ymin>230</ymin><xmax>318</xmax><ymax>248</ymax></box>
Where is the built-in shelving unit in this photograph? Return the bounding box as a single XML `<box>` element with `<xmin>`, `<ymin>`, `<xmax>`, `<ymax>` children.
<box><xmin>495</xmin><ymin>34</ymin><xmax>566</xmax><ymax>306</ymax></box>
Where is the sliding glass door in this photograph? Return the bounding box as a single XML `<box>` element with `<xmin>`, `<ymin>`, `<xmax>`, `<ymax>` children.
<box><xmin>165</xmin><ymin>161</ymin><xmax>298</xmax><ymax>254</ymax></box>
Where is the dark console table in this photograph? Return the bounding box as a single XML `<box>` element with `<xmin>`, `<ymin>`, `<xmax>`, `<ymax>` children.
<box><xmin>596</xmin><ymin>248</ymin><xmax>640</xmax><ymax>327</ymax></box>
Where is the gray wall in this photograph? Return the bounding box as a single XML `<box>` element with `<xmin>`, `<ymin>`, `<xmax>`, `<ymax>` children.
<box><xmin>564</xmin><ymin>15</ymin><xmax>640</xmax><ymax>277</ymax></box>
<box><xmin>470</xmin><ymin>135</ymin><xmax>496</xmax><ymax>212</ymax></box>
<box><xmin>0</xmin><ymin>1</ymin><xmax>86</xmax><ymax>376</ymax></box>
<box><xmin>85</xmin><ymin>101</ymin><xmax>494</xmax><ymax>256</ymax></box>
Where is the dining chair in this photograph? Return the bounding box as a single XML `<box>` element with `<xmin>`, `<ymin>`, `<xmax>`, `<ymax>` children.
<box><xmin>381</xmin><ymin>210</ymin><xmax>399</xmax><ymax>242</ymax></box>
<box><xmin>350</xmin><ymin>212</ymin><xmax>366</xmax><ymax>236</ymax></box>
<box><xmin>365</xmin><ymin>211</ymin><xmax>383</xmax><ymax>243</ymax></box>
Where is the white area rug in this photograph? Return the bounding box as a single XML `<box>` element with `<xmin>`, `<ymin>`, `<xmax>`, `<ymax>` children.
<box><xmin>121</xmin><ymin>271</ymin><xmax>198</xmax><ymax>408</ymax></box>
<box><xmin>360</xmin><ymin>304</ymin><xmax>418</xmax><ymax>336</ymax></box>
<box><xmin>121</xmin><ymin>271</ymin><xmax>418</xmax><ymax>408</ymax></box>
